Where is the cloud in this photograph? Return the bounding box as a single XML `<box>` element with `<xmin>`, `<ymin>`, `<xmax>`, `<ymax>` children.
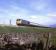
<box><xmin>29</xmin><ymin>0</ymin><xmax>48</xmax><ymax>12</ymax></box>
<box><xmin>47</xmin><ymin>12</ymin><xmax>56</xmax><ymax>20</ymax></box>
<box><xmin>48</xmin><ymin>13</ymin><xmax>56</xmax><ymax>17</ymax></box>
<box><xmin>28</xmin><ymin>15</ymin><xmax>56</xmax><ymax>26</ymax></box>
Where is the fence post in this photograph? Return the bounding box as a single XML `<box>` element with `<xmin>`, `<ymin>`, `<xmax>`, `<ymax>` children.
<box><xmin>45</xmin><ymin>32</ymin><xmax>51</xmax><ymax>50</ymax></box>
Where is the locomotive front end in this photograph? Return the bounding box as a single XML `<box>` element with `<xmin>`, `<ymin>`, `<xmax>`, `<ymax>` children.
<box><xmin>16</xmin><ymin>19</ymin><xmax>22</xmax><ymax>25</ymax></box>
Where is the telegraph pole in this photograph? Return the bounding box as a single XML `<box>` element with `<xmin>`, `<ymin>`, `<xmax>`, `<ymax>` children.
<box><xmin>10</xmin><ymin>19</ymin><xmax>11</xmax><ymax>25</ymax></box>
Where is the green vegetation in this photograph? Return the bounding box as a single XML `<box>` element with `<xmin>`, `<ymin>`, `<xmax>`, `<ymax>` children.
<box><xmin>0</xmin><ymin>26</ymin><xmax>56</xmax><ymax>33</ymax></box>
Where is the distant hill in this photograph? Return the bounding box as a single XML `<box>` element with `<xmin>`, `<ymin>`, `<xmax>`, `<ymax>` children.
<box><xmin>50</xmin><ymin>24</ymin><xmax>56</xmax><ymax>28</ymax></box>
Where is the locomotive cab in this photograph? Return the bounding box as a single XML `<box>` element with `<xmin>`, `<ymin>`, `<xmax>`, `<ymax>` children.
<box><xmin>16</xmin><ymin>19</ymin><xmax>22</xmax><ymax>25</ymax></box>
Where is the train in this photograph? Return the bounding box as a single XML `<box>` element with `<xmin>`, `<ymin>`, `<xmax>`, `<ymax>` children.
<box><xmin>16</xmin><ymin>19</ymin><xmax>50</xmax><ymax>28</ymax></box>
<box><xmin>16</xmin><ymin>19</ymin><xmax>39</xmax><ymax>26</ymax></box>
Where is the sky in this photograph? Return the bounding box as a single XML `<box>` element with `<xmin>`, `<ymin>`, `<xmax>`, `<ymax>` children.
<box><xmin>0</xmin><ymin>0</ymin><xmax>56</xmax><ymax>27</ymax></box>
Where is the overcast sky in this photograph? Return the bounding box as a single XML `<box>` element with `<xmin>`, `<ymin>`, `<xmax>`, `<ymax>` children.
<box><xmin>0</xmin><ymin>0</ymin><xmax>56</xmax><ymax>26</ymax></box>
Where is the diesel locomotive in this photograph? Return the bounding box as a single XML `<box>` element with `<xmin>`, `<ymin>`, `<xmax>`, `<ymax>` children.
<box><xmin>16</xmin><ymin>19</ymin><xmax>30</xmax><ymax>26</ymax></box>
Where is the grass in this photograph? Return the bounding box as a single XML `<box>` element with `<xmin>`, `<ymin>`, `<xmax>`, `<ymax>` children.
<box><xmin>0</xmin><ymin>26</ymin><xmax>51</xmax><ymax>32</ymax></box>
<box><xmin>0</xmin><ymin>26</ymin><xmax>56</xmax><ymax>33</ymax></box>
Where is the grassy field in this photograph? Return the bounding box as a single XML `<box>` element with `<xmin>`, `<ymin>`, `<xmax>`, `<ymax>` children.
<box><xmin>0</xmin><ymin>26</ymin><xmax>56</xmax><ymax>33</ymax></box>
